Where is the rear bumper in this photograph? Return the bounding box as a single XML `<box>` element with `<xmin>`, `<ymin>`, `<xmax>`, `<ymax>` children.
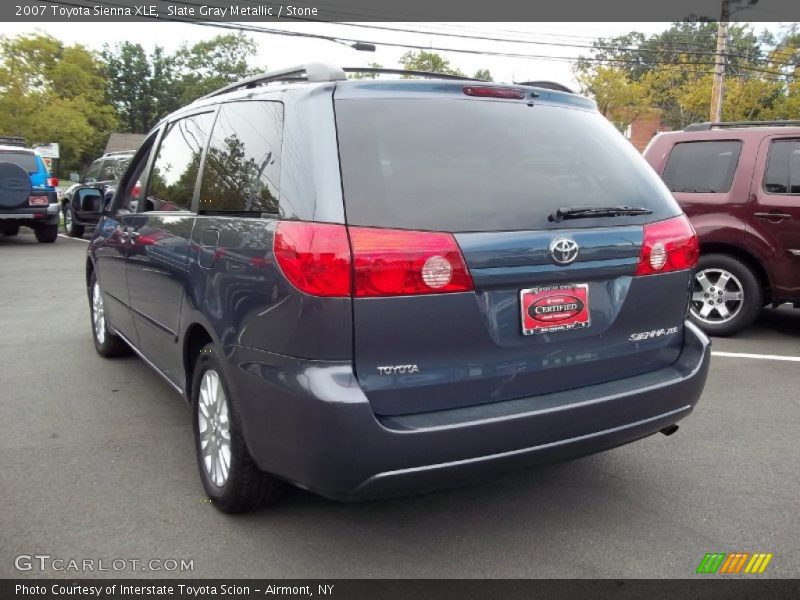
<box><xmin>228</xmin><ymin>321</ymin><xmax>710</xmax><ymax>500</ymax></box>
<box><xmin>0</xmin><ymin>196</ymin><xmax>59</xmax><ymax>226</ymax></box>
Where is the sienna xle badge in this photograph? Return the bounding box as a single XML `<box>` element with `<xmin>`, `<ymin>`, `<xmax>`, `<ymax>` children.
<box><xmin>83</xmin><ymin>63</ymin><xmax>710</xmax><ymax>513</ymax></box>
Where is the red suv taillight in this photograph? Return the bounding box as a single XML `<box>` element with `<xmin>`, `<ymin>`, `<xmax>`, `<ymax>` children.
<box><xmin>46</xmin><ymin>177</ymin><xmax>59</xmax><ymax>187</ymax></box>
<box><xmin>349</xmin><ymin>226</ymin><xmax>473</xmax><ymax>297</ymax></box>
<box><xmin>273</xmin><ymin>222</ymin><xmax>474</xmax><ymax>298</ymax></box>
<box><xmin>636</xmin><ymin>215</ymin><xmax>699</xmax><ymax>276</ymax></box>
<box><xmin>273</xmin><ymin>222</ymin><xmax>352</xmax><ymax>297</ymax></box>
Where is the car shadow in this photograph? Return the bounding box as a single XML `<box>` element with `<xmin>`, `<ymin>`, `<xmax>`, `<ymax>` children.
<box><xmin>752</xmin><ymin>305</ymin><xmax>800</xmax><ymax>336</ymax></box>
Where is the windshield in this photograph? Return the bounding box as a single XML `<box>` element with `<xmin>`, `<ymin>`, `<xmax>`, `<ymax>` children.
<box><xmin>335</xmin><ymin>99</ymin><xmax>679</xmax><ymax>232</ymax></box>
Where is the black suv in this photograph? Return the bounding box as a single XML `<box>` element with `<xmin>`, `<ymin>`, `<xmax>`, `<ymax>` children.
<box><xmin>82</xmin><ymin>63</ymin><xmax>710</xmax><ymax>513</ymax></box>
<box><xmin>62</xmin><ymin>151</ymin><xmax>134</xmax><ymax>238</ymax></box>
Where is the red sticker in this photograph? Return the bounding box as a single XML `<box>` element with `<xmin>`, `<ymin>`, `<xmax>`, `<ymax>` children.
<box><xmin>520</xmin><ymin>284</ymin><xmax>590</xmax><ymax>335</ymax></box>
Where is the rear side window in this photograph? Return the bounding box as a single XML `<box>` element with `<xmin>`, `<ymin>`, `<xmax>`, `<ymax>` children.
<box><xmin>0</xmin><ymin>151</ymin><xmax>37</xmax><ymax>173</ymax></box>
<box><xmin>662</xmin><ymin>141</ymin><xmax>742</xmax><ymax>193</ymax></box>
<box><xmin>764</xmin><ymin>139</ymin><xmax>800</xmax><ymax>194</ymax></box>
<box><xmin>335</xmin><ymin>99</ymin><xmax>677</xmax><ymax>232</ymax></box>
<box><xmin>199</xmin><ymin>101</ymin><xmax>283</xmax><ymax>214</ymax></box>
<box><xmin>99</xmin><ymin>158</ymin><xmax>130</xmax><ymax>182</ymax></box>
<box><xmin>147</xmin><ymin>112</ymin><xmax>215</xmax><ymax>212</ymax></box>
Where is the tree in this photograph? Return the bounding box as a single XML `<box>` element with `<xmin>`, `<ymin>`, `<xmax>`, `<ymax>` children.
<box><xmin>173</xmin><ymin>33</ymin><xmax>262</xmax><ymax>105</ymax></box>
<box><xmin>349</xmin><ymin>62</ymin><xmax>383</xmax><ymax>79</ymax></box>
<box><xmin>576</xmin><ymin>66</ymin><xmax>645</xmax><ymax>130</ymax></box>
<box><xmin>473</xmin><ymin>69</ymin><xmax>493</xmax><ymax>81</ymax></box>
<box><xmin>400</xmin><ymin>50</ymin><xmax>464</xmax><ymax>76</ymax></box>
<box><xmin>0</xmin><ymin>33</ymin><xmax>117</xmax><ymax>174</ymax></box>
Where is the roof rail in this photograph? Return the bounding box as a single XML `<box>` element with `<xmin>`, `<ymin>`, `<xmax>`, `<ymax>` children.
<box><xmin>196</xmin><ymin>63</ymin><xmax>347</xmax><ymax>102</ymax></box>
<box><xmin>685</xmin><ymin>120</ymin><xmax>800</xmax><ymax>131</ymax></box>
<box><xmin>516</xmin><ymin>81</ymin><xmax>575</xmax><ymax>94</ymax></box>
<box><xmin>0</xmin><ymin>135</ymin><xmax>27</xmax><ymax>147</ymax></box>
<box><xmin>343</xmin><ymin>67</ymin><xmax>482</xmax><ymax>81</ymax></box>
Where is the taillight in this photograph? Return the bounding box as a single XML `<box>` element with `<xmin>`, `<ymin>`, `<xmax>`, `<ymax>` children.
<box><xmin>46</xmin><ymin>177</ymin><xmax>59</xmax><ymax>187</ymax></box>
<box><xmin>132</xmin><ymin>181</ymin><xmax>141</xmax><ymax>200</ymax></box>
<box><xmin>463</xmin><ymin>85</ymin><xmax>526</xmax><ymax>99</ymax></box>
<box><xmin>273</xmin><ymin>222</ymin><xmax>352</xmax><ymax>297</ymax></box>
<box><xmin>349</xmin><ymin>227</ymin><xmax>473</xmax><ymax>297</ymax></box>
<box><xmin>636</xmin><ymin>215</ymin><xmax>699</xmax><ymax>276</ymax></box>
<box><xmin>29</xmin><ymin>195</ymin><xmax>49</xmax><ymax>206</ymax></box>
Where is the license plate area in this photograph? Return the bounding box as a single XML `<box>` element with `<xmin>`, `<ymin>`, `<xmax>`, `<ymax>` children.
<box><xmin>520</xmin><ymin>284</ymin><xmax>590</xmax><ymax>335</ymax></box>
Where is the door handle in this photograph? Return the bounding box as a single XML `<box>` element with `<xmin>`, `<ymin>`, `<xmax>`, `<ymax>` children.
<box><xmin>754</xmin><ymin>212</ymin><xmax>792</xmax><ymax>221</ymax></box>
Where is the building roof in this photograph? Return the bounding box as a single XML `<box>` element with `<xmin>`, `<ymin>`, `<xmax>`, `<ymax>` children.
<box><xmin>104</xmin><ymin>133</ymin><xmax>146</xmax><ymax>154</ymax></box>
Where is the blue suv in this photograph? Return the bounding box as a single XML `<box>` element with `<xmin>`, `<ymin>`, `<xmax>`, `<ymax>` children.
<box><xmin>83</xmin><ymin>64</ymin><xmax>711</xmax><ymax>512</ymax></box>
<box><xmin>0</xmin><ymin>143</ymin><xmax>60</xmax><ymax>242</ymax></box>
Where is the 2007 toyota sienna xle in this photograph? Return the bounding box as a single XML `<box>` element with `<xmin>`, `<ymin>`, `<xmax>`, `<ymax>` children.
<box><xmin>83</xmin><ymin>63</ymin><xmax>710</xmax><ymax>513</ymax></box>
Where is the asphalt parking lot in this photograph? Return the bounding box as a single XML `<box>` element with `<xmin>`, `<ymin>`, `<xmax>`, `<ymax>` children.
<box><xmin>1</xmin><ymin>231</ymin><xmax>798</xmax><ymax>579</ymax></box>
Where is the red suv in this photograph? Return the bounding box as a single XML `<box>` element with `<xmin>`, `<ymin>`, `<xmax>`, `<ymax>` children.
<box><xmin>644</xmin><ymin>121</ymin><xmax>800</xmax><ymax>336</ymax></box>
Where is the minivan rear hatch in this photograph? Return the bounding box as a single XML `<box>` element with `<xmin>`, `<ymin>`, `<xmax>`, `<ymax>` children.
<box><xmin>334</xmin><ymin>83</ymin><xmax>692</xmax><ymax>416</ymax></box>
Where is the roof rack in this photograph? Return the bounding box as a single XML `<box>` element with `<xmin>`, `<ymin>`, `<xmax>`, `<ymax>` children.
<box><xmin>196</xmin><ymin>63</ymin><xmax>347</xmax><ymax>102</ymax></box>
<box><xmin>0</xmin><ymin>135</ymin><xmax>27</xmax><ymax>147</ymax></box>
<box><xmin>343</xmin><ymin>67</ymin><xmax>481</xmax><ymax>81</ymax></box>
<box><xmin>516</xmin><ymin>81</ymin><xmax>575</xmax><ymax>94</ymax></box>
<box><xmin>685</xmin><ymin>120</ymin><xmax>800</xmax><ymax>131</ymax></box>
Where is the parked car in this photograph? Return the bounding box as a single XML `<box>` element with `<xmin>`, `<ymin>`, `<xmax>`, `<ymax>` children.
<box><xmin>0</xmin><ymin>144</ymin><xmax>59</xmax><ymax>243</ymax></box>
<box><xmin>83</xmin><ymin>63</ymin><xmax>710</xmax><ymax>513</ymax></box>
<box><xmin>61</xmin><ymin>151</ymin><xmax>134</xmax><ymax>238</ymax></box>
<box><xmin>644</xmin><ymin>120</ymin><xmax>800</xmax><ymax>336</ymax></box>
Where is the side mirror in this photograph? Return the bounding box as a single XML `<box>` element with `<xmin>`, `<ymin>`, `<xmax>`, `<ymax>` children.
<box><xmin>69</xmin><ymin>172</ymin><xmax>80</xmax><ymax>183</ymax></box>
<box><xmin>74</xmin><ymin>186</ymin><xmax>105</xmax><ymax>214</ymax></box>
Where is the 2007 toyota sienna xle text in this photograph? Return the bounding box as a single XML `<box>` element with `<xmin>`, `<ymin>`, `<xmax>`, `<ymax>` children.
<box><xmin>83</xmin><ymin>63</ymin><xmax>711</xmax><ymax>513</ymax></box>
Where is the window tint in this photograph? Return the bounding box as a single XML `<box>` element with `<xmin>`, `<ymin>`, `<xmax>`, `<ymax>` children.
<box><xmin>84</xmin><ymin>160</ymin><xmax>102</xmax><ymax>182</ymax></box>
<box><xmin>199</xmin><ymin>101</ymin><xmax>283</xmax><ymax>213</ymax></box>
<box><xmin>662</xmin><ymin>141</ymin><xmax>742</xmax><ymax>193</ymax></box>
<box><xmin>146</xmin><ymin>112</ymin><xmax>214</xmax><ymax>212</ymax></box>
<box><xmin>0</xmin><ymin>151</ymin><xmax>37</xmax><ymax>173</ymax></box>
<box><xmin>335</xmin><ymin>99</ymin><xmax>677</xmax><ymax>232</ymax></box>
<box><xmin>99</xmin><ymin>158</ymin><xmax>130</xmax><ymax>182</ymax></box>
<box><xmin>764</xmin><ymin>140</ymin><xmax>800</xmax><ymax>195</ymax></box>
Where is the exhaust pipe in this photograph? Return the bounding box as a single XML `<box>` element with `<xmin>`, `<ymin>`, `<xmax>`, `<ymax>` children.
<box><xmin>660</xmin><ymin>424</ymin><xmax>679</xmax><ymax>436</ymax></box>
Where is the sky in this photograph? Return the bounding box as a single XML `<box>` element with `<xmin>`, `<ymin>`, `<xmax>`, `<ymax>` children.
<box><xmin>2</xmin><ymin>21</ymin><xmax>788</xmax><ymax>88</ymax></box>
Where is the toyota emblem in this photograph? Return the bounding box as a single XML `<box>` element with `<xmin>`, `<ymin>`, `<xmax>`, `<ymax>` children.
<box><xmin>549</xmin><ymin>238</ymin><xmax>579</xmax><ymax>265</ymax></box>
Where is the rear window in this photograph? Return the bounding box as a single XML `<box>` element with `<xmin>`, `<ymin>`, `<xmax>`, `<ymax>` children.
<box><xmin>334</xmin><ymin>99</ymin><xmax>677</xmax><ymax>232</ymax></box>
<box><xmin>662</xmin><ymin>140</ymin><xmax>742</xmax><ymax>193</ymax></box>
<box><xmin>0</xmin><ymin>151</ymin><xmax>37</xmax><ymax>173</ymax></box>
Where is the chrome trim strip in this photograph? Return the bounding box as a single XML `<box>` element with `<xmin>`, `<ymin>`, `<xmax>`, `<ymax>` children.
<box><xmin>789</xmin><ymin>249</ymin><xmax>800</xmax><ymax>256</ymax></box>
<box><xmin>0</xmin><ymin>214</ymin><xmax>34</xmax><ymax>219</ymax></box>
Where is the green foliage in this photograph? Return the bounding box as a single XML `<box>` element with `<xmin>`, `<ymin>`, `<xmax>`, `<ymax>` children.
<box><xmin>400</xmin><ymin>50</ymin><xmax>465</xmax><ymax>76</ymax></box>
<box><xmin>576</xmin><ymin>23</ymin><xmax>800</xmax><ymax>130</ymax></box>
<box><xmin>473</xmin><ymin>69</ymin><xmax>493</xmax><ymax>81</ymax></box>
<box><xmin>349</xmin><ymin>62</ymin><xmax>383</xmax><ymax>79</ymax></box>
<box><xmin>0</xmin><ymin>33</ymin><xmax>117</xmax><ymax>175</ymax></box>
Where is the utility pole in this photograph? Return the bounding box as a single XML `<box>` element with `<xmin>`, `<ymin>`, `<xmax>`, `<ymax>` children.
<box><xmin>710</xmin><ymin>0</ymin><xmax>731</xmax><ymax>122</ymax></box>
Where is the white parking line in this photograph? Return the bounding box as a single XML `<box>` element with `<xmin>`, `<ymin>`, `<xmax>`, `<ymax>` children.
<box><xmin>712</xmin><ymin>351</ymin><xmax>800</xmax><ymax>362</ymax></box>
<box><xmin>57</xmin><ymin>234</ymin><xmax>89</xmax><ymax>243</ymax></box>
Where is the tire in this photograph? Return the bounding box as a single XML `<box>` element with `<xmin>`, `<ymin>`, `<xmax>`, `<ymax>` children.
<box><xmin>2</xmin><ymin>225</ymin><xmax>19</xmax><ymax>236</ymax></box>
<box><xmin>192</xmin><ymin>343</ymin><xmax>284</xmax><ymax>513</ymax></box>
<box><xmin>63</xmin><ymin>203</ymin><xmax>85</xmax><ymax>238</ymax></box>
<box><xmin>689</xmin><ymin>253</ymin><xmax>763</xmax><ymax>337</ymax></box>
<box><xmin>88</xmin><ymin>272</ymin><xmax>131</xmax><ymax>357</ymax></box>
<box><xmin>34</xmin><ymin>225</ymin><xmax>58</xmax><ymax>243</ymax></box>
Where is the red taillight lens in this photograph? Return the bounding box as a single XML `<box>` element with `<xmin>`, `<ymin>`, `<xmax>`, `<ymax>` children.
<box><xmin>349</xmin><ymin>227</ymin><xmax>473</xmax><ymax>297</ymax></box>
<box><xmin>46</xmin><ymin>177</ymin><xmax>59</xmax><ymax>187</ymax></box>
<box><xmin>132</xmin><ymin>182</ymin><xmax>141</xmax><ymax>200</ymax></box>
<box><xmin>29</xmin><ymin>195</ymin><xmax>49</xmax><ymax>206</ymax></box>
<box><xmin>273</xmin><ymin>222</ymin><xmax>352</xmax><ymax>297</ymax></box>
<box><xmin>463</xmin><ymin>85</ymin><xmax>526</xmax><ymax>99</ymax></box>
<box><xmin>636</xmin><ymin>215</ymin><xmax>699</xmax><ymax>276</ymax></box>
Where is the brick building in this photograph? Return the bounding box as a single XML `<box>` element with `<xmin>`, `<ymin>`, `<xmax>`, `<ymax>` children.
<box><xmin>624</xmin><ymin>109</ymin><xmax>672</xmax><ymax>152</ymax></box>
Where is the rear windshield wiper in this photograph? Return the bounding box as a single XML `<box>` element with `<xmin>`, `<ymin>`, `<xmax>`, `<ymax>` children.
<box><xmin>548</xmin><ymin>205</ymin><xmax>653</xmax><ymax>222</ymax></box>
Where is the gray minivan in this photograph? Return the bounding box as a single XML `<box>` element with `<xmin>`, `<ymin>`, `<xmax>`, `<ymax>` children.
<box><xmin>84</xmin><ymin>64</ymin><xmax>710</xmax><ymax>512</ymax></box>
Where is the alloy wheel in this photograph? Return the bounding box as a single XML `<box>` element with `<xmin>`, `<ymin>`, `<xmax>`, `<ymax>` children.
<box><xmin>690</xmin><ymin>268</ymin><xmax>744</xmax><ymax>325</ymax></box>
<box><xmin>197</xmin><ymin>369</ymin><xmax>232</xmax><ymax>488</ymax></box>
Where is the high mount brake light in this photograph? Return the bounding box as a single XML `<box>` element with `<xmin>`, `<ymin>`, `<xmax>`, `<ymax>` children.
<box><xmin>636</xmin><ymin>215</ymin><xmax>699</xmax><ymax>276</ymax></box>
<box><xmin>273</xmin><ymin>222</ymin><xmax>474</xmax><ymax>298</ymax></box>
<box><xmin>462</xmin><ymin>86</ymin><xmax>526</xmax><ymax>100</ymax></box>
